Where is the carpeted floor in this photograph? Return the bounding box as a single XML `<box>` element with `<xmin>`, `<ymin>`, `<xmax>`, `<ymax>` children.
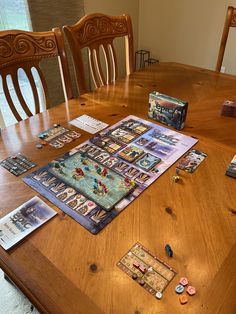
<box><xmin>0</xmin><ymin>269</ymin><xmax>39</xmax><ymax>314</ymax></box>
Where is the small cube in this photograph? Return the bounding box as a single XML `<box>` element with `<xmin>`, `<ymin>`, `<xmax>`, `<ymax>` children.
<box><xmin>133</xmin><ymin>260</ymin><xmax>140</xmax><ymax>268</ymax></box>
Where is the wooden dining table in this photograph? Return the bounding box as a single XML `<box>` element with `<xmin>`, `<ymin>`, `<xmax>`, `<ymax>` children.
<box><xmin>0</xmin><ymin>62</ymin><xmax>236</xmax><ymax>314</ymax></box>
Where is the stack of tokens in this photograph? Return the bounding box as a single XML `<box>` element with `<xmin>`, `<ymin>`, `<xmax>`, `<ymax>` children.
<box><xmin>174</xmin><ymin>277</ymin><xmax>196</xmax><ymax>305</ymax></box>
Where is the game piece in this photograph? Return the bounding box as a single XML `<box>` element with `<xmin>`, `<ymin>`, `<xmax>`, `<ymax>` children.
<box><xmin>117</xmin><ymin>243</ymin><xmax>177</xmax><ymax>300</ymax></box>
<box><xmin>165</xmin><ymin>244</ymin><xmax>173</xmax><ymax>257</ymax></box>
<box><xmin>36</xmin><ymin>144</ymin><xmax>43</xmax><ymax>149</ymax></box>
<box><xmin>0</xmin><ymin>153</ymin><xmax>36</xmax><ymax>177</ymax></box>
<box><xmin>176</xmin><ymin>149</ymin><xmax>207</xmax><ymax>173</ymax></box>
<box><xmin>179</xmin><ymin>277</ymin><xmax>188</xmax><ymax>286</ymax></box>
<box><xmin>24</xmin><ymin>115</ymin><xmax>198</xmax><ymax>234</ymax></box>
<box><xmin>179</xmin><ymin>294</ymin><xmax>188</xmax><ymax>304</ymax></box>
<box><xmin>186</xmin><ymin>285</ymin><xmax>196</xmax><ymax>296</ymax></box>
<box><xmin>138</xmin><ymin>278</ymin><xmax>145</xmax><ymax>286</ymax></box>
<box><xmin>148</xmin><ymin>91</ymin><xmax>188</xmax><ymax>130</ymax></box>
<box><xmin>155</xmin><ymin>291</ymin><xmax>162</xmax><ymax>299</ymax></box>
<box><xmin>175</xmin><ymin>284</ymin><xmax>184</xmax><ymax>294</ymax></box>
<box><xmin>130</xmin><ymin>179</ymin><xmax>135</xmax><ymax>187</ymax></box>
<box><xmin>225</xmin><ymin>154</ymin><xmax>236</xmax><ymax>178</ymax></box>
<box><xmin>172</xmin><ymin>175</ymin><xmax>180</xmax><ymax>182</ymax></box>
<box><xmin>132</xmin><ymin>273</ymin><xmax>138</xmax><ymax>280</ymax></box>
<box><xmin>175</xmin><ymin>168</ymin><xmax>180</xmax><ymax>175</ymax></box>
<box><xmin>139</xmin><ymin>265</ymin><xmax>147</xmax><ymax>274</ymax></box>
<box><xmin>220</xmin><ymin>100</ymin><xmax>236</xmax><ymax>117</ymax></box>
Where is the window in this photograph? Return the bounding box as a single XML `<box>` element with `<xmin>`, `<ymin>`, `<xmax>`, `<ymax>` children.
<box><xmin>0</xmin><ymin>0</ymin><xmax>36</xmax><ymax>128</ymax></box>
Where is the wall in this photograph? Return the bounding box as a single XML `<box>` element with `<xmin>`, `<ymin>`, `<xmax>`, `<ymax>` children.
<box><xmin>84</xmin><ymin>0</ymin><xmax>139</xmax><ymax>77</ymax></box>
<box><xmin>138</xmin><ymin>0</ymin><xmax>236</xmax><ymax>74</ymax></box>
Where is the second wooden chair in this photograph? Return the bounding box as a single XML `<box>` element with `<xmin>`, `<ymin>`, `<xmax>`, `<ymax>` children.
<box><xmin>63</xmin><ymin>13</ymin><xmax>134</xmax><ymax>95</ymax></box>
<box><xmin>216</xmin><ymin>6</ymin><xmax>236</xmax><ymax>72</ymax></box>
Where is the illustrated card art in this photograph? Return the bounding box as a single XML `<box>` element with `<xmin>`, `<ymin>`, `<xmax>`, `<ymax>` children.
<box><xmin>176</xmin><ymin>149</ymin><xmax>207</xmax><ymax>173</ymax></box>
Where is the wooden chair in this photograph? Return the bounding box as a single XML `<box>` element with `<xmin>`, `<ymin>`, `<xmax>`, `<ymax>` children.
<box><xmin>63</xmin><ymin>13</ymin><xmax>134</xmax><ymax>95</ymax></box>
<box><xmin>216</xmin><ymin>6</ymin><xmax>236</xmax><ymax>72</ymax></box>
<box><xmin>0</xmin><ymin>28</ymin><xmax>73</xmax><ymax>122</ymax></box>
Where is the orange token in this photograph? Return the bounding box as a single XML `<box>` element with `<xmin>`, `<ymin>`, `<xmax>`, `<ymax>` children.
<box><xmin>179</xmin><ymin>294</ymin><xmax>188</xmax><ymax>304</ymax></box>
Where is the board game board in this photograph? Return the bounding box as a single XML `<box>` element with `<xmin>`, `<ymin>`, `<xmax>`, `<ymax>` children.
<box><xmin>117</xmin><ymin>243</ymin><xmax>176</xmax><ymax>298</ymax></box>
<box><xmin>23</xmin><ymin>115</ymin><xmax>198</xmax><ymax>234</ymax></box>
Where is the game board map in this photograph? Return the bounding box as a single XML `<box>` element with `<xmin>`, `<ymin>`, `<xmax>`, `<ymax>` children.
<box><xmin>23</xmin><ymin>115</ymin><xmax>198</xmax><ymax>234</ymax></box>
<box><xmin>117</xmin><ymin>243</ymin><xmax>177</xmax><ymax>298</ymax></box>
<box><xmin>0</xmin><ymin>153</ymin><xmax>36</xmax><ymax>176</ymax></box>
<box><xmin>0</xmin><ymin>196</ymin><xmax>57</xmax><ymax>250</ymax></box>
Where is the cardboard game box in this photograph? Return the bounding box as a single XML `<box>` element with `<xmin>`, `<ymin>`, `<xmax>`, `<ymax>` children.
<box><xmin>148</xmin><ymin>92</ymin><xmax>188</xmax><ymax>130</ymax></box>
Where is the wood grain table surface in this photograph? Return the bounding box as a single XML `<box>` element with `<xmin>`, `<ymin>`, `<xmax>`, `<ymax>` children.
<box><xmin>0</xmin><ymin>62</ymin><xmax>235</xmax><ymax>314</ymax></box>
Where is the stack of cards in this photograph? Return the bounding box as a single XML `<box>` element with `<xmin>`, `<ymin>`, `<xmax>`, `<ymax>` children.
<box><xmin>176</xmin><ymin>149</ymin><xmax>207</xmax><ymax>173</ymax></box>
<box><xmin>69</xmin><ymin>115</ymin><xmax>109</xmax><ymax>134</ymax></box>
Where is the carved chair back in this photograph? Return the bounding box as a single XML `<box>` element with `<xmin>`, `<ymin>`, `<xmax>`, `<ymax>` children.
<box><xmin>63</xmin><ymin>13</ymin><xmax>134</xmax><ymax>95</ymax></box>
<box><xmin>216</xmin><ymin>6</ymin><xmax>236</xmax><ymax>72</ymax></box>
<box><xmin>0</xmin><ymin>28</ymin><xmax>73</xmax><ymax>122</ymax></box>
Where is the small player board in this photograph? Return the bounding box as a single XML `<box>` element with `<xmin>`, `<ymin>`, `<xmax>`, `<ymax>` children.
<box><xmin>0</xmin><ymin>153</ymin><xmax>36</xmax><ymax>176</ymax></box>
<box><xmin>24</xmin><ymin>115</ymin><xmax>198</xmax><ymax>234</ymax></box>
<box><xmin>117</xmin><ymin>243</ymin><xmax>177</xmax><ymax>298</ymax></box>
<box><xmin>38</xmin><ymin>124</ymin><xmax>81</xmax><ymax>148</ymax></box>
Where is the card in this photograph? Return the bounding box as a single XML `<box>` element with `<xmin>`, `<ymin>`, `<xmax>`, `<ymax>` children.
<box><xmin>0</xmin><ymin>196</ymin><xmax>57</xmax><ymax>250</ymax></box>
<box><xmin>69</xmin><ymin>114</ymin><xmax>108</xmax><ymax>134</ymax></box>
<box><xmin>109</xmin><ymin>127</ymin><xmax>136</xmax><ymax>143</ymax></box>
<box><xmin>176</xmin><ymin>149</ymin><xmax>207</xmax><ymax>173</ymax></box>
<box><xmin>118</xmin><ymin>145</ymin><xmax>144</xmax><ymax>162</ymax></box>
<box><xmin>135</xmin><ymin>153</ymin><xmax>161</xmax><ymax>171</ymax></box>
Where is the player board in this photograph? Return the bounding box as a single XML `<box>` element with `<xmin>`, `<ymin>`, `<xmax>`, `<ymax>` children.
<box><xmin>0</xmin><ymin>153</ymin><xmax>36</xmax><ymax>176</ymax></box>
<box><xmin>117</xmin><ymin>243</ymin><xmax>176</xmax><ymax>298</ymax></box>
<box><xmin>23</xmin><ymin>115</ymin><xmax>198</xmax><ymax>234</ymax></box>
<box><xmin>38</xmin><ymin>124</ymin><xmax>81</xmax><ymax>148</ymax></box>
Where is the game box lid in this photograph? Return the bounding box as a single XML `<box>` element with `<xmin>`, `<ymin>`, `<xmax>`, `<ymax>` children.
<box><xmin>148</xmin><ymin>91</ymin><xmax>188</xmax><ymax>130</ymax></box>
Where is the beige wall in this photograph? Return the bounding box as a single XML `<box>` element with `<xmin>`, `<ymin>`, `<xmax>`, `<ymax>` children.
<box><xmin>84</xmin><ymin>0</ymin><xmax>139</xmax><ymax>50</ymax></box>
<box><xmin>84</xmin><ymin>0</ymin><xmax>139</xmax><ymax>77</ymax></box>
<box><xmin>138</xmin><ymin>0</ymin><xmax>236</xmax><ymax>74</ymax></box>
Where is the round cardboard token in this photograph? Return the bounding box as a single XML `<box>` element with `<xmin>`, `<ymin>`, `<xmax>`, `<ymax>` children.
<box><xmin>179</xmin><ymin>277</ymin><xmax>188</xmax><ymax>286</ymax></box>
<box><xmin>155</xmin><ymin>291</ymin><xmax>162</xmax><ymax>299</ymax></box>
<box><xmin>186</xmin><ymin>285</ymin><xmax>196</xmax><ymax>296</ymax></box>
<box><xmin>175</xmin><ymin>284</ymin><xmax>185</xmax><ymax>294</ymax></box>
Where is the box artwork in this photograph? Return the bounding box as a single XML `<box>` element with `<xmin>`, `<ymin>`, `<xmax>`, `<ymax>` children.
<box><xmin>148</xmin><ymin>92</ymin><xmax>188</xmax><ymax>130</ymax></box>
